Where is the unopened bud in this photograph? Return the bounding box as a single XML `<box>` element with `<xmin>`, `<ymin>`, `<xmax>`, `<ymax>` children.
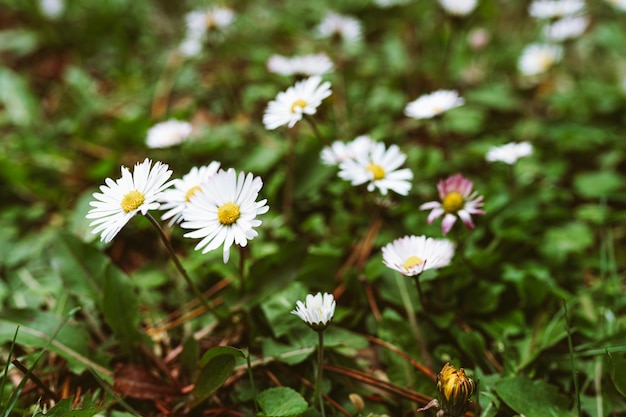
<box><xmin>436</xmin><ymin>362</ymin><xmax>476</xmax><ymax>417</ymax></box>
<box><xmin>349</xmin><ymin>393</ymin><xmax>365</xmax><ymax>413</ymax></box>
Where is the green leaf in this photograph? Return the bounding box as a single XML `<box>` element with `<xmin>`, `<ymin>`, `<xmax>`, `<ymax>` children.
<box><xmin>0</xmin><ymin>67</ymin><xmax>40</xmax><ymax>127</ymax></box>
<box><xmin>540</xmin><ymin>222</ymin><xmax>594</xmax><ymax>262</ymax></box>
<box><xmin>257</xmin><ymin>387</ymin><xmax>308</xmax><ymax>417</ymax></box>
<box><xmin>607</xmin><ymin>353</ymin><xmax>626</xmax><ymax>398</ymax></box>
<box><xmin>102</xmin><ymin>264</ymin><xmax>141</xmax><ymax>356</ymax></box>
<box><xmin>199</xmin><ymin>346</ymin><xmax>246</xmax><ymax>367</ymax></box>
<box><xmin>192</xmin><ymin>352</ymin><xmax>237</xmax><ymax>407</ymax></box>
<box><xmin>260</xmin><ymin>281</ymin><xmax>309</xmax><ymax>338</ymax></box>
<box><xmin>32</xmin><ymin>398</ymin><xmax>101</xmax><ymax>417</ymax></box>
<box><xmin>495</xmin><ymin>376</ymin><xmax>570</xmax><ymax>417</ymax></box>
<box><xmin>574</xmin><ymin>171</ymin><xmax>623</xmax><ymax>199</ymax></box>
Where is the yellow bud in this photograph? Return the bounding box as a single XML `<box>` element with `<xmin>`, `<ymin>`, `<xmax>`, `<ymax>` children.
<box><xmin>436</xmin><ymin>362</ymin><xmax>476</xmax><ymax>417</ymax></box>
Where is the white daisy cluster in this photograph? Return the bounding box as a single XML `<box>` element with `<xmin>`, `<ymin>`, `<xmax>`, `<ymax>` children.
<box><xmin>485</xmin><ymin>142</ymin><xmax>533</xmax><ymax>165</ymax></box>
<box><xmin>87</xmin><ymin>160</ymin><xmax>269</xmax><ymax>264</ymax></box>
<box><xmin>438</xmin><ymin>0</ymin><xmax>479</xmax><ymax>16</ymax></box>
<box><xmin>334</xmin><ymin>137</ymin><xmax>413</xmax><ymax>196</ymax></box>
<box><xmin>267</xmin><ymin>53</ymin><xmax>333</xmax><ymax>77</ymax></box>
<box><xmin>179</xmin><ymin>7</ymin><xmax>235</xmax><ymax>57</ymax></box>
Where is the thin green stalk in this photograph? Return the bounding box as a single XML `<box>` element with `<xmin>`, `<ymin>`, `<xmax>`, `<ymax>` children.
<box><xmin>304</xmin><ymin>115</ymin><xmax>329</xmax><ymax>147</ymax></box>
<box><xmin>315</xmin><ymin>330</ymin><xmax>327</xmax><ymax>417</ymax></box>
<box><xmin>144</xmin><ymin>212</ymin><xmax>217</xmax><ymax>319</ymax></box>
<box><xmin>246</xmin><ymin>351</ymin><xmax>259</xmax><ymax>414</ymax></box>
<box><xmin>563</xmin><ymin>299</ymin><xmax>582</xmax><ymax>417</ymax></box>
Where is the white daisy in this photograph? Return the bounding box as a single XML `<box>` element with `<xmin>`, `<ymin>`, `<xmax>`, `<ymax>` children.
<box><xmin>439</xmin><ymin>0</ymin><xmax>478</xmax><ymax>16</ymax></box>
<box><xmin>338</xmin><ymin>141</ymin><xmax>413</xmax><ymax>196</ymax></box>
<box><xmin>317</xmin><ymin>12</ymin><xmax>362</xmax><ymax>44</ymax></box>
<box><xmin>86</xmin><ymin>159</ymin><xmax>174</xmax><ymax>243</ymax></box>
<box><xmin>185</xmin><ymin>7</ymin><xmax>234</xmax><ymax>35</ymax></box>
<box><xmin>320</xmin><ymin>135</ymin><xmax>376</xmax><ymax>166</ymax></box>
<box><xmin>529</xmin><ymin>0</ymin><xmax>585</xmax><ymax>19</ymax></box>
<box><xmin>517</xmin><ymin>43</ymin><xmax>563</xmax><ymax>76</ymax></box>
<box><xmin>485</xmin><ymin>142</ymin><xmax>533</xmax><ymax>165</ymax></box>
<box><xmin>263</xmin><ymin>75</ymin><xmax>332</xmax><ymax>130</ymax></box>
<box><xmin>159</xmin><ymin>162</ymin><xmax>221</xmax><ymax>226</ymax></box>
<box><xmin>291</xmin><ymin>292</ymin><xmax>336</xmax><ymax>331</ymax></box>
<box><xmin>181</xmin><ymin>168</ymin><xmax>269</xmax><ymax>263</ymax></box>
<box><xmin>404</xmin><ymin>90</ymin><xmax>465</xmax><ymax>120</ymax></box>
<box><xmin>39</xmin><ymin>0</ymin><xmax>64</xmax><ymax>19</ymax></box>
<box><xmin>267</xmin><ymin>53</ymin><xmax>334</xmax><ymax>76</ymax></box>
<box><xmin>542</xmin><ymin>15</ymin><xmax>589</xmax><ymax>42</ymax></box>
<box><xmin>146</xmin><ymin>120</ymin><xmax>193</xmax><ymax>149</ymax></box>
<box><xmin>373</xmin><ymin>0</ymin><xmax>412</xmax><ymax>7</ymax></box>
<box><xmin>382</xmin><ymin>235</ymin><xmax>455</xmax><ymax>276</ymax></box>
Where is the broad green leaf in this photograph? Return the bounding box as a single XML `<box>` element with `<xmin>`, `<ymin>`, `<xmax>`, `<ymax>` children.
<box><xmin>257</xmin><ymin>387</ymin><xmax>308</xmax><ymax>417</ymax></box>
<box><xmin>260</xmin><ymin>281</ymin><xmax>309</xmax><ymax>338</ymax></box>
<box><xmin>495</xmin><ymin>376</ymin><xmax>570</xmax><ymax>417</ymax></box>
<box><xmin>33</xmin><ymin>398</ymin><xmax>101</xmax><ymax>417</ymax></box>
<box><xmin>574</xmin><ymin>171</ymin><xmax>623</xmax><ymax>199</ymax></box>
<box><xmin>0</xmin><ymin>67</ymin><xmax>40</xmax><ymax>127</ymax></box>
<box><xmin>607</xmin><ymin>353</ymin><xmax>626</xmax><ymax>398</ymax></box>
<box><xmin>191</xmin><ymin>354</ymin><xmax>236</xmax><ymax>407</ymax></box>
<box><xmin>102</xmin><ymin>264</ymin><xmax>141</xmax><ymax>356</ymax></box>
<box><xmin>199</xmin><ymin>346</ymin><xmax>246</xmax><ymax>367</ymax></box>
<box><xmin>540</xmin><ymin>222</ymin><xmax>594</xmax><ymax>262</ymax></box>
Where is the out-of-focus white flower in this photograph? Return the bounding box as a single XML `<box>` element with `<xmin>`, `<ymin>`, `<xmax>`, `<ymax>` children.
<box><xmin>529</xmin><ymin>0</ymin><xmax>585</xmax><ymax>19</ymax></box>
<box><xmin>291</xmin><ymin>292</ymin><xmax>336</xmax><ymax>331</ymax></box>
<box><xmin>146</xmin><ymin>120</ymin><xmax>193</xmax><ymax>149</ymax></box>
<box><xmin>267</xmin><ymin>53</ymin><xmax>334</xmax><ymax>76</ymax></box>
<box><xmin>338</xmin><ymin>140</ymin><xmax>413</xmax><ymax>196</ymax></box>
<box><xmin>419</xmin><ymin>173</ymin><xmax>485</xmax><ymax>235</ymax></box>
<box><xmin>485</xmin><ymin>142</ymin><xmax>533</xmax><ymax>165</ymax></box>
<box><xmin>159</xmin><ymin>162</ymin><xmax>221</xmax><ymax>226</ymax></box>
<box><xmin>439</xmin><ymin>0</ymin><xmax>479</xmax><ymax>16</ymax></box>
<box><xmin>517</xmin><ymin>43</ymin><xmax>563</xmax><ymax>76</ymax></box>
<box><xmin>382</xmin><ymin>235</ymin><xmax>455</xmax><ymax>276</ymax></box>
<box><xmin>317</xmin><ymin>12</ymin><xmax>362</xmax><ymax>44</ymax></box>
<box><xmin>542</xmin><ymin>15</ymin><xmax>589</xmax><ymax>41</ymax></box>
<box><xmin>263</xmin><ymin>76</ymin><xmax>332</xmax><ymax>130</ymax></box>
<box><xmin>606</xmin><ymin>0</ymin><xmax>626</xmax><ymax>11</ymax></box>
<box><xmin>373</xmin><ymin>0</ymin><xmax>412</xmax><ymax>7</ymax></box>
<box><xmin>404</xmin><ymin>90</ymin><xmax>465</xmax><ymax>120</ymax></box>
<box><xmin>320</xmin><ymin>135</ymin><xmax>376</xmax><ymax>166</ymax></box>
<box><xmin>39</xmin><ymin>0</ymin><xmax>64</xmax><ymax>19</ymax></box>
<box><xmin>86</xmin><ymin>159</ymin><xmax>173</xmax><ymax>243</ymax></box>
<box><xmin>179</xmin><ymin>7</ymin><xmax>234</xmax><ymax>57</ymax></box>
<box><xmin>181</xmin><ymin>168</ymin><xmax>269</xmax><ymax>263</ymax></box>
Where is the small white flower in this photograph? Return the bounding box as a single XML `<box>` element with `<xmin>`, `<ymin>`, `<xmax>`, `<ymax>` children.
<box><xmin>291</xmin><ymin>292</ymin><xmax>336</xmax><ymax>330</ymax></box>
<box><xmin>181</xmin><ymin>168</ymin><xmax>269</xmax><ymax>263</ymax></box>
<box><xmin>159</xmin><ymin>162</ymin><xmax>221</xmax><ymax>226</ymax></box>
<box><xmin>267</xmin><ymin>53</ymin><xmax>334</xmax><ymax>76</ymax></box>
<box><xmin>317</xmin><ymin>12</ymin><xmax>362</xmax><ymax>44</ymax></box>
<box><xmin>86</xmin><ymin>159</ymin><xmax>174</xmax><ymax>243</ymax></box>
<box><xmin>338</xmin><ymin>141</ymin><xmax>413</xmax><ymax>196</ymax></box>
<box><xmin>606</xmin><ymin>0</ymin><xmax>626</xmax><ymax>11</ymax></box>
<box><xmin>382</xmin><ymin>235</ymin><xmax>455</xmax><ymax>276</ymax></box>
<box><xmin>529</xmin><ymin>0</ymin><xmax>585</xmax><ymax>19</ymax></box>
<box><xmin>404</xmin><ymin>90</ymin><xmax>465</xmax><ymax>120</ymax></box>
<box><xmin>185</xmin><ymin>7</ymin><xmax>234</xmax><ymax>34</ymax></box>
<box><xmin>517</xmin><ymin>43</ymin><xmax>563</xmax><ymax>76</ymax></box>
<box><xmin>179</xmin><ymin>36</ymin><xmax>203</xmax><ymax>57</ymax></box>
<box><xmin>263</xmin><ymin>75</ymin><xmax>332</xmax><ymax>130</ymax></box>
<box><xmin>542</xmin><ymin>15</ymin><xmax>589</xmax><ymax>42</ymax></box>
<box><xmin>146</xmin><ymin>120</ymin><xmax>193</xmax><ymax>149</ymax></box>
<box><xmin>320</xmin><ymin>135</ymin><xmax>376</xmax><ymax>166</ymax></box>
<box><xmin>373</xmin><ymin>0</ymin><xmax>412</xmax><ymax>7</ymax></box>
<box><xmin>485</xmin><ymin>142</ymin><xmax>533</xmax><ymax>165</ymax></box>
<box><xmin>439</xmin><ymin>0</ymin><xmax>478</xmax><ymax>16</ymax></box>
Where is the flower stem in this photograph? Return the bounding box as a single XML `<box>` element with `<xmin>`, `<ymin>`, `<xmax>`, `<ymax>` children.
<box><xmin>304</xmin><ymin>114</ymin><xmax>329</xmax><ymax>147</ymax></box>
<box><xmin>315</xmin><ymin>330</ymin><xmax>327</xmax><ymax>417</ymax></box>
<box><xmin>144</xmin><ymin>212</ymin><xmax>218</xmax><ymax>319</ymax></box>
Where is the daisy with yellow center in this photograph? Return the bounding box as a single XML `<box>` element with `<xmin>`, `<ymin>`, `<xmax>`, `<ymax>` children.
<box><xmin>86</xmin><ymin>158</ymin><xmax>173</xmax><ymax>243</ymax></box>
<box><xmin>263</xmin><ymin>75</ymin><xmax>332</xmax><ymax>130</ymax></box>
<box><xmin>159</xmin><ymin>162</ymin><xmax>221</xmax><ymax>226</ymax></box>
<box><xmin>419</xmin><ymin>173</ymin><xmax>485</xmax><ymax>235</ymax></box>
<box><xmin>338</xmin><ymin>139</ymin><xmax>413</xmax><ymax>196</ymax></box>
<box><xmin>181</xmin><ymin>168</ymin><xmax>269</xmax><ymax>263</ymax></box>
<box><xmin>517</xmin><ymin>43</ymin><xmax>563</xmax><ymax>76</ymax></box>
<box><xmin>381</xmin><ymin>235</ymin><xmax>455</xmax><ymax>276</ymax></box>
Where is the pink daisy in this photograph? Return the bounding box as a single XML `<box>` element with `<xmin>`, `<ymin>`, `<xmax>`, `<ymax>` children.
<box><xmin>419</xmin><ymin>173</ymin><xmax>485</xmax><ymax>235</ymax></box>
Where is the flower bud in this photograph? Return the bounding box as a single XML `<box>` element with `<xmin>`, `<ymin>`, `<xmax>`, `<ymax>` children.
<box><xmin>436</xmin><ymin>362</ymin><xmax>476</xmax><ymax>417</ymax></box>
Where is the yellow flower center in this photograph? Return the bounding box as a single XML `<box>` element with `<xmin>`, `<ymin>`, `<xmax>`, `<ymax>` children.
<box><xmin>120</xmin><ymin>190</ymin><xmax>145</xmax><ymax>213</ymax></box>
<box><xmin>205</xmin><ymin>15</ymin><xmax>216</xmax><ymax>29</ymax></box>
<box><xmin>442</xmin><ymin>191</ymin><xmax>464</xmax><ymax>213</ymax></box>
<box><xmin>403</xmin><ymin>256</ymin><xmax>423</xmax><ymax>271</ymax></box>
<box><xmin>366</xmin><ymin>163</ymin><xmax>386</xmax><ymax>180</ymax></box>
<box><xmin>217</xmin><ymin>202</ymin><xmax>240</xmax><ymax>225</ymax></box>
<box><xmin>291</xmin><ymin>99</ymin><xmax>308</xmax><ymax>113</ymax></box>
<box><xmin>185</xmin><ymin>185</ymin><xmax>202</xmax><ymax>202</ymax></box>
